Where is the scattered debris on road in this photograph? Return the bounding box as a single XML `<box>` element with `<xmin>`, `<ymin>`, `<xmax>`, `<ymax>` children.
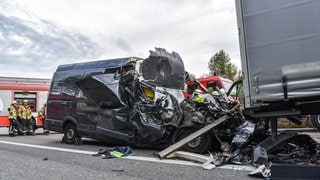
<box><xmin>156</xmin><ymin>90</ymin><xmax>320</xmax><ymax>178</ymax></box>
<box><xmin>93</xmin><ymin>146</ymin><xmax>132</xmax><ymax>159</ymax></box>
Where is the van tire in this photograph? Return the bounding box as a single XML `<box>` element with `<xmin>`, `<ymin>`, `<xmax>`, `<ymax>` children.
<box><xmin>64</xmin><ymin>124</ymin><xmax>78</xmax><ymax>144</ymax></box>
<box><xmin>172</xmin><ymin>127</ymin><xmax>212</xmax><ymax>154</ymax></box>
<box><xmin>311</xmin><ymin>115</ymin><xmax>320</xmax><ymax>132</ymax></box>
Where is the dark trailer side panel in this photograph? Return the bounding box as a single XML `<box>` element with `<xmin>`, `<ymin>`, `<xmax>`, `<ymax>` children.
<box><xmin>236</xmin><ymin>0</ymin><xmax>320</xmax><ymax>115</ymax></box>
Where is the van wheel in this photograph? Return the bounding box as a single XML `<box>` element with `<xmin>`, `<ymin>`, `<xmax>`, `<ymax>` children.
<box><xmin>172</xmin><ymin>128</ymin><xmax>212</xmax><ymax>154</ymax></box>
<box><xmin>311</xmin><ymin>115</ymin><xmax>320</xmax><ymax>132</ymax></box>
<box><xmin>64</xmin><ymin>124</ymin><xmax>78</xmax><ymax>144</ymax></box>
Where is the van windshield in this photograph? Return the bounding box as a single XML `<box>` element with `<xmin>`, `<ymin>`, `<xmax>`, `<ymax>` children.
<box><xmin>222</xmin><ymin>80</ymin><xmax>232</xmax><ymax>91</ymax></box>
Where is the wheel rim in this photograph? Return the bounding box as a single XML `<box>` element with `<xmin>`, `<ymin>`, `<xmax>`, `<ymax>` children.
<box><xmin>67</xmin><ymin>129</ymin><xmax>74</xmax><ymax>139</ymax></box>
<box><xmin>317</xmin><ymin>115</ymin><xmax>320</xmax><ymax>124</ymax></box>
<box><xmin>174</xmin><ymin>128</ymin><xmax>212</xmax><ymax>153</ymax></box>
<box><xmin>187</xmin><ymin>137</ymin><xmax>202</xmax><ymax>148</ymax></box>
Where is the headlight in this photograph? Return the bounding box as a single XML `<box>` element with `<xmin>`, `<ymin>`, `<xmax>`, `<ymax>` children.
<box><xmin>142</xmin><ymin>86</ymin><xmax>155</xmax><ymax>100</ymax></box>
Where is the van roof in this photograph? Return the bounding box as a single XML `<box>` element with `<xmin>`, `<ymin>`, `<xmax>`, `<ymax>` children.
<box><xmin>56</xmin><ymin>57</ymin><xmax>142</xmax><ymax>72</ymax></box>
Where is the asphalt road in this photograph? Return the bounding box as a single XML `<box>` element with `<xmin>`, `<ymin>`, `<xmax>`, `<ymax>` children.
<box><xmin>0</xmin><ymin>128</ymin><xmax>260</xmax><ymax>180</ymax></box>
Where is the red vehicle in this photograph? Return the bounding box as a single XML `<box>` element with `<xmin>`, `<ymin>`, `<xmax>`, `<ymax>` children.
<box><xmin>185</xmin><ymin>75</ymin><xmax>233</xmax><ymax>97</ymax></box>
<box><xmin>0</xmin><ymin>77</ymin><xmax>50</xmax><ymax>128</ymax></box>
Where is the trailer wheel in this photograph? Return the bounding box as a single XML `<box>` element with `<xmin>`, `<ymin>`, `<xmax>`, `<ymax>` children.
<box><xmin>172</xmin><ymin>128</ymin><xmax>212</xmax><ymax>154</ymax></box>
<box><xmin>64</xmin><ymin>124</ymin><xmax>78</xmax><ymax>144</ymax></box>
<box><xmin>311</xmin><ymin>115</ymin><xmax>320</xmax><ymax>132</ymax></box>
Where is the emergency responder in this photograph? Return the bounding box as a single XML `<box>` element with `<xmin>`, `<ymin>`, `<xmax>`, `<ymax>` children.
<box><xmin>8</xmin><ymin>100</ymin><xmax>21</xmax><ymax>136</ymax></box>
<box><xmin>38</xmin><ymin>103</ymin><xmax>49</xmax><ymax>135</ymax></box>
<box><xmin>26</xmin><ymin>100</ymin><xmax>35</xmax><ymax>135</ymax></box>
<box><xmin>191</xmin><ymin>89</ymin><xmax>205</xmax><ymax>103</ymax></box>
<box><xmin>19</xmin><ymin>100</ymin><xmax>33</xmax><ymax>135</ymax></box>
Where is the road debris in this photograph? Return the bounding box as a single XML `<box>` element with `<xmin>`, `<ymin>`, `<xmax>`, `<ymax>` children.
<box><xmin>157</xmin><ymin>99</ymin><xmax>320</xmax><ymax>178</ymax></box>
<box><xmin>165</xmin><ymin>150</ymin><xmax>215</xmax><ymax>170</ymax></box>
<box><xmin>248</xmin><ymin>164</ymin><xmax>270</xmax><ymax>178</ymax></box>
<box><xmin>111</xmin><ymin>169</ymin><xmax>125</xmax><ymax>172</ymax></box>
<box><xmin>92</xmin><ymin>146</ymin><xmax>132</xmax><ymax>159</ymax></box>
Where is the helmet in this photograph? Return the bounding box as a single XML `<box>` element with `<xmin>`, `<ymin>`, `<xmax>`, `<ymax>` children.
<box><xmin>220</xmin><ymin>88</ymin><xmax>226</xmax><ymax>94</ymax></box>
<box><xmin>193</xmin><ymin>89</ymin><xmax>202</xmax><ymax>95</ymax></box>
<box><xmin>12</xmin><ymin>100</ymin><xmax>17</xmax><ymax>104</ymax></box>
<box><xmin>23</xmin><ymin>99</ymin><xmax>28</xmax><ymax>103</ymax></box>
<box><xmin>212</xmin><ymin>91</ymin><xmax>219</xmax><ymax>96</ymax></box>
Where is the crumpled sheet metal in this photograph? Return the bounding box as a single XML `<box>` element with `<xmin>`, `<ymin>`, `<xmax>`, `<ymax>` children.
<box><xmin>166</xmin><ymin>151</ymin><xmax>215</xmax><ymax>170</ymax></box>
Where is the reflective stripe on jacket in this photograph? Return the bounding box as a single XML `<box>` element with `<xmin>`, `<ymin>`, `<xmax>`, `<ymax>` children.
<box><xmin>38</xmin><ymin>106</ymin><xmax>45</xmax><ymax>119</ymax></box>
<box><xmin>19</xmin><ymin>105</ymin><xmax>32</xmax><ymax>119</ymax></box>
<box><xmin>8</xmin><ymin>105</ymin><xmax>18</xmax><ymax>119</ymax></box>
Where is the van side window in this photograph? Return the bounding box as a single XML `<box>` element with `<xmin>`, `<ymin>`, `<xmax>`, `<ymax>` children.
<box><xmin>62</xmin><ymin>83</ymin><xmax>78</xmax><ymax>97</ymax></box>
<box><xmin>51</xmin><ymin>81</ymin><xmax>63</xmax><ymax>95</ymax></box>
<box><xmin>104</xmin><ymin>67</ymin><xmax>118</xmax><ymax>74</ymax></box>
<box><xmin>50</xmin><ymin>72</ymin><xmax>65</xmax><ymax>96</ymax></box>
<box><xmin>76</xmin><ymin>90</ymin><xmax>85</xmax><ymax>99</ymax></box>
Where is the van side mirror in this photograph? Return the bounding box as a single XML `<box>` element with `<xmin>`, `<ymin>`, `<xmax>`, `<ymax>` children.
<box><xmin>185</xmin><ymin>72</ymin><xmax>196</xmax><ymax>82</ymax></box>
<box><xmin>227</xmin><ymin>80</ymin><xmax>243</xmax><ymax>103</ymax></box>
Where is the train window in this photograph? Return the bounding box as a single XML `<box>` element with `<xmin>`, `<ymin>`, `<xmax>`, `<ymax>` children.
<box><xmin>14</xmin><ymin>92</ymin><xmax>37</xmax><ymax>112</ymax></box>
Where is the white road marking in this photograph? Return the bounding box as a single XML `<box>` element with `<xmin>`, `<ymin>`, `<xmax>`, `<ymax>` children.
<box><xmin>0</xmin><ymin>140</ymin><xmax>255</xmax><ymax>171</ymax></box>
<box><xmin>0</xmin><ymin>140</ymin><xmax>96</xmax><ymax>154</ymax></box>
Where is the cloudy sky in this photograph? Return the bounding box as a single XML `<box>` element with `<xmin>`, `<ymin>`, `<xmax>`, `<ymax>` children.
<box><xmin>1</xmin><ymin>0</ymin><xmax>240</xmax><ymax>79</ymax></box>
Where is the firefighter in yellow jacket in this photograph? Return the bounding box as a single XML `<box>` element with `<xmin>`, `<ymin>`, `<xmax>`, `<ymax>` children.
<box><xmin>8</xmin><ymin>100</ymin><xmax>21</xmax><ymax>136</ymax></box>
<box><xmin>38</xmin><ymin>103</ymin><xmax>49</xmax><ymax>135</ymax></box>
<box><xmin>19</xmin><ymin>100</ymin><xmax>34</xmax><ymax>135</ymax></box>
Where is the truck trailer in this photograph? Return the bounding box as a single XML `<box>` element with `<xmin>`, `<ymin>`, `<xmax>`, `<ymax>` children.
<box><xmin>235</xmin><ymin>0</ymin><xmax>320</xmax><ymax>119</ymax></box>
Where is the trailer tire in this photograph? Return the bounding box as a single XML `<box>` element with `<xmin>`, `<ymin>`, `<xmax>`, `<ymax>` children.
<box><xmin>64</xmin><ymin>123</ymin><xmax>78</xmax><ymax>144</ymax></box>
<box><xmin>172</xmin><ymin>128</ymin><xmax>212</xmax><ymax>154</ymax></box>
<box><xmin>311</xmin><ymin>115</ymin><xmax>320</xmax><ymax>132</ymax></box>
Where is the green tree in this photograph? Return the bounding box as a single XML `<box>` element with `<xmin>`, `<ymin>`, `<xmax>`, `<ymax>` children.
<box><xmin>235</xmin><ymin>70</ymin><xmax>243</xmax><ymax>81</ymax></box>
<box><xmin>208</xmin><ymin>50</ymin><xmax>239</xmax><ymax>81</ymax></box>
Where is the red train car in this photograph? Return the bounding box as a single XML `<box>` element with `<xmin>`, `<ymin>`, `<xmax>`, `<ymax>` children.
<box><xmin>0</xmin><ymin>76</ymin><xmax>50</xmax><ymax>128</ymax></box>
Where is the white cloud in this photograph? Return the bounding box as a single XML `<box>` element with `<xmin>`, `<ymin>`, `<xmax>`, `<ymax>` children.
<box><xmin>6</xmin><ymin>0</ymin><xmax>241</xmax><ymax>78</ymax></box>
